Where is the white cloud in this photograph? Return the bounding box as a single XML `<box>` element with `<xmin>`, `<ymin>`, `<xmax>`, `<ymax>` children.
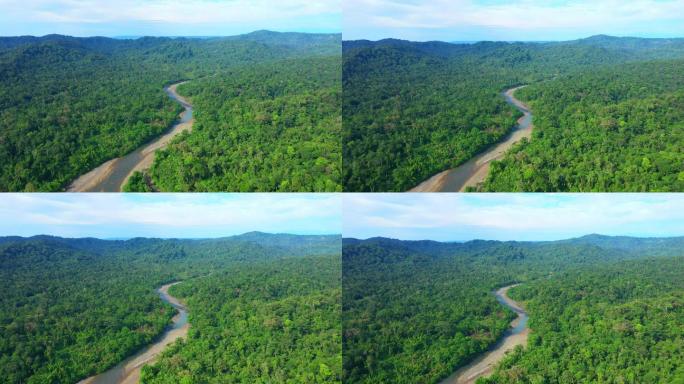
<box><xmin>0</xmin><ymin>0</ymin><xmax>340</xmax><ymax>25</ymax></box>
<box><xmin>344</xmin><ymin>0</ymin><xmax>684</xmax><ymax>39</ymax></box>
<box><xmin>343</xmin><ymin>193</ymin><xmax>684</xmax><ymax>239</ymax></box>
<box><xmin>0</xmin><ymin>193</ymin><xmax>341</xmax><ymax>237</ymax></box>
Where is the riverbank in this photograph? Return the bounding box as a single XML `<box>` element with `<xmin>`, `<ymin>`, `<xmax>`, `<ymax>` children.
<box><xmin>78</xmin><ymin>282</ymin><xmax>189</xmax><ymax>384</ymax></box>
<box><xmin>410</xmin><ymin>86</ymin><xmax>533</xmax><ymax>192</ymax></box>
<box><xmin>67</xmin><ymin>82</ymin><xmax>194</xmax><ymax>192</ymax></box>
<box><xmin>439</xmin><ymin>284</ymin><xmax>529</xmax><ymax>384</ymax></box>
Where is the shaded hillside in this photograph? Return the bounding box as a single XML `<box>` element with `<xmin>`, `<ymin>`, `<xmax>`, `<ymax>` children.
<box><xmin>0</xmin><ymin>31</ymin><xmax>341</xmax><ymax>191</ymax></box>
<box><xmin>342</xmin><ymin>235</ymin><xmax>684</xmax><ymax>383</ymax></box>
<box><xmin>0</xmin><ymin>233</ymin><xmax>341</xmax><ymax>383</ymax></box>
<box><xmin>343</xmin><ymin>35</ymin><xmax>684</xmax><ymax>191</ymax></box>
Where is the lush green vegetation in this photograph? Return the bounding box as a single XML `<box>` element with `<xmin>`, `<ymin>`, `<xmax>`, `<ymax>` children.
<box><xmin>123</xmin><ymin>171</ymin><xmax>155</xmax><ymax>192</ymax></box>
<box><xmin>342</xmin><ymin>235</ymin><xmax>684</xmax><ymax>383</ymax></box>
<box><xmin>484</xmin><ymin>257</ymin><xmax>684</xmax><ymax>383</ymax></box>
<box><xmin>145</xmin><ymin>56</ymin><xmax>341</xmax><ymax>192</ymax></box>
<box><xmin>343</xmin><ymin>238</ymin><xmax>516</xmax><ymax>383</ymax></box>
<box><xmin>141</xmin><ymin>255</ymin><xmax>341</xmax><ymax>383</ymax></box>
<box><xmin>484</xmin><ymin>59</ymin><xmax>684</xmax><ymax>191</ymax></box>
<box><xmin>0</xmin><ymin>39</ymin><xmax>180</xmax><ymax>191</ymax></box>
<box><xmin>343</xmin><ymin>42</ymin><xmax>523</xmax><ymax>191</ymax></box>
<box><xmin>0</xmin><ymin>31</ymin><xmax>340</xmax><ymax>191</ymax></box>
<box><xmin>343</xmin><ymin>35</ymin><xmax>684</xmax><ymax>191</ymax></box>
<box><xmin>0</xmin><ymin>232</ymin><xmax>341</xmax><ymax>383</ymax></box>
<box><xmin>0</xmin><ymin>239</ymin><xmax>173</xmax><ymax>383</ymax></box>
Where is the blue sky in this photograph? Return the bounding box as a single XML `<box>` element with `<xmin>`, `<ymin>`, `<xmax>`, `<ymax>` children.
<box><xmin>343</xmin><ymin>194</ymin><xmax>684</xmax><ymax>241</ymax></box>
<box><xmin>5</xmin><ymin>193</ymin><xmax>683</xmax><ymax>241</ymax></box>
<box><xmin>344</xmin><ymin>0</ymin><xmax>684</xmax><ymax>41</ymax></box>
<box><xmin>0</xmin><ymin>194</ymin><xmax>341</xmax><ymax>239</ymax></box>
<box><xmin>0</xmin><ymin>0</ymin><xmax>340</xmax><ymax>37</ymax></box>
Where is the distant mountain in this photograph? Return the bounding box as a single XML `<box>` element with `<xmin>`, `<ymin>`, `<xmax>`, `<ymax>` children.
<box><xmin>343</xmin><ymin>38</ymin><xmax>477</xmax><ymax>57</ymax></box>
<box><xmin>558</xmin><ymin>34</ymin><xmax>684</xmax><ymax>58</ymax></box>
<box><xmin>0</xmin><ymin>30</ymin><xmax>341</xmax><ymax>56</ymax></box>
<box><xmin>231</xmin><ymin>230</ymin><xmax>339</xmax><ymax>242</ymax></box>
<box><xmin>224</xmin><ymin>231</ymin><xmax>341</xmax><ymax>255</ymax></box>
<box><xmin>562</xmin><ymin>233</ymin><xmax>684</xmax><ymax>254</ymax></box>
<box><xmin>221</xmin><ymin>30</ymin><xmax>340</xmax><ymax>55</ymax></box>
<box><xmin>0</xmin><ymin>233</ymin><xmax>342</xmax><ymax>263</ymax></box>
<box><xmin>344</xmin><ymin>34</ymin><xmax>684</xmax><ymax>61</ymax></box>
<box><xmin>342</xmin><ymin>33</ymin><xmax>684</xmax><ymax>192</ymax></box>
<box><xmin>576</xmin><ymin>34</ymin><xmax>684</xmax><ymax>45</ymax></box>
<box><xmin>343</xmin><ymin>234</ymin><xmax>684</xmax><ymax>266</ymax></box>
<box><xmin>230</xmin><ymin>30</ymin><xmax>340</xmax><ymax>43</ymax></box>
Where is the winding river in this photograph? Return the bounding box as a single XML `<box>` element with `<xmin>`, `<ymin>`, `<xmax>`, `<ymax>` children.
<box><xmin>78</xmin><ymin>282</ymin><xmax>189</xmax><ymax>384</ymax></box>
<box><xmin>67</xmin><ymin>82</ymin><xmax>194</xmax><ymax>192</ymax></box>
<box><xmin>410</xmin><ymin>86</ymin><xmax>533</xmax><ymax>192</ymax></box>
<box><xmin>439</xmin><ymin>284</ymin><xmax>529</xmax><ymax>384</ymax></box>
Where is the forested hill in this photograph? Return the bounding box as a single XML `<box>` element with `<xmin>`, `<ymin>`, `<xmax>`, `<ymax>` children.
<box><xmin>225</xmin><ymin>30</ymin><xmax>341</xmax><ymax>53</ymax></box>
<box><xmin>1</xmin><ymin>232</ymin><xmax>341</xmax><ymax>384</ymax></box>
<box><xmin>343</xmin><ymin>35</ymin><xmax>684</xmax><ymax>70</ymax></box>
<box><xmin>557</xmin><ymin>233</ymin><xmax>684</xmax><ymax>252</ymax></box>
<box><xmin>343</xmin><ymin>234</ymin><xmax>684</xmax><ymax>266</ymax></box>
<box><xmin>0</xmin><ymin>232</ymin><xmax>341</xmax><ymax>258</ymax></box>
<box><xmin>0</xmin><ymin>31</ymin><xmax>341</xmax><ymax>191</ymax></box>
<box><xmin>342</xmin><ymin>234</ymin><xmax>684</xmax><ymax>383</ymax></box>
<box><xmin>0</xmin><ymin>31</ymin><xmax>340</xmax><ymax>60</ymax></box>
<box><xmin>483</xmin><ymin>56</ymin><xmax>684</xmax><ymax>191</ymax></box>
<box><xmin>343</xmin><ymin>35</ymin><xmax>684</xmax><ymax>191</ymax></box>
<box><xmin>569</xmin><ymin>34</ymin><xmax>684</xmax><ymax>56</ymax></box>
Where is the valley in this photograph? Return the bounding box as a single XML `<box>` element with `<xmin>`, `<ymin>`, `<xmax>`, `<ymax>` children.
<box><xmin>343</xmin><ymin>35</ymin><xmax>684</xmax><ymax>192</ymax></box>
<box><xmin>411</xmin><ymin>86</ymin><xmax>533</xmax><ymax>192</ymax></box>
<box><xmin>0</xmin><ymin>31</ymin><xmax>341</xmax><ymax>192</ymax></box>
<box><xmin>440</xmin><ymin>285</ymin><xmax>529</xmax><ymax>384</ymax></box>
<box><xmin>68</xmin><ymin>82</ymin><xmax>194</xmax><ymax>192</ymax></box>
<box><xmin>342</xmin><ymin>235</ymin><xmax>684</xmax><ymax>383</ymax></box>
<box><xmin>0</xmin><ymin>233</ymin><xmax>342</xmax><ymax>384</ymax></box>
<box><xmin>79</xmin><ymin>283</ymin><xmax>189</xmax><ymax>384</ymax></box>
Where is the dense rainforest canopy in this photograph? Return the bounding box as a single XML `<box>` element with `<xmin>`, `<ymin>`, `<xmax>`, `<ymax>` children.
<box><xmin>0</xmin><ymin>31</ymin><xmax>341</xmax><ymax>191</ymax></box>
<box><xmin>342</xmin><ymin>235</ymin><xmax>684</xmax><ymax>383</ymax></box>
<box><xmin>483</xmin><ymin>59</ymin><xmax>684</xmax><ymax>191</ymax></box>
<box><xmin>343</xmin><ymin>35</ymin><xmax>684</xmax><ymax>191</ymax></box>
<box><xmin>0</xmin><ymin>232</ymin><xmax>341</xmax><ymax>383</ymax></box>
<box><xmin>145</xmin><ymin>56</ymin><xmax>341</xmax><ymax>192</ymax></box>
<box><xmin>483</xmin><ymin>257</ymin><xmax>684</xmax><ymax>383</ymax></box>
<box><xmin>141</xmin><ymin>255</ymin><xmax>341</xmax><ymax>383</ymax></box>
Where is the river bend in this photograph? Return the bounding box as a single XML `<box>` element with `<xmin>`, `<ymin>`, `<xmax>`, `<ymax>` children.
<box><xmin>77</xmin><ymin>282</ymin><xmax>189</xmax><ymax>384</ymax></box>
<box><xmin>67</xmin><ymin>82</ymin><xmax>193</xmax><ymax>192</ymax></box>
<box><xmin>439</xmin><ymin>284</ymin><xmax>529</xmax><ymax>384</ymax></box>
<box><xmin>411</xmin><ymin>86</ymin><xmax>533</xmax><ymax>192</ymax></box>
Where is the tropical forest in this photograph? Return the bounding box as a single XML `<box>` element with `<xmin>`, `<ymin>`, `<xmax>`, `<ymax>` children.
<box><xmin>0</xmin><ymin>232</ymin><xmax>341</xmax><ymax>383</ymax></box>
<box><xmin>343</xmin><ymin>35</ymin><xmax>684</xmax><ymax>191</ymax></box>
<box><xmin>0</xmin><ymin>31</ymin><xmax>341</xmax><ymax>192</ymax></box>
<box><xmin>342</xmin><ymin>235</ymin><xmax>684</xmax><ymax>383</ymax></box>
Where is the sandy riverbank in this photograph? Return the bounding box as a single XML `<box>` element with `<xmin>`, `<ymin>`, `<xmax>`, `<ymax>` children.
<box><xmin>78</xmin><ymin>282</ymin><xmax>189</xmax><ymax>384</ymax></box>
<box><xmin>67</xmin><ymin>82</ymin><xmax>194</xmax><ymax>192</ymax></box>
<box><xmin>410</xmin><ymin>86</ymin><xmax>533</xmax><ymax>192</ymax></box>
<box><xmin>440</xmin><ymin>284</ymin><xmax>529</xmax><ymax>384</ymax></box>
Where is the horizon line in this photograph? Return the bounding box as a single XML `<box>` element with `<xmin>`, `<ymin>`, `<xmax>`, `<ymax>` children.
<box><xmin>342</xmin><ymin>33</ymin><xmax>684</xmax><ymax>44</ymax></box>
<box><xmin>344</xmin><ymin>233</ymin><xmax>684</xmax><ymax>243</ymax></box>
<box><xmin>0</xmin><ymin>231</ymin><xmax>342</xmax><ymax>241</ymax></box>
<box><xmin>0</xmin><ymin>29</ymin><xmax>343</xmax><ymax>39</ymax></box>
